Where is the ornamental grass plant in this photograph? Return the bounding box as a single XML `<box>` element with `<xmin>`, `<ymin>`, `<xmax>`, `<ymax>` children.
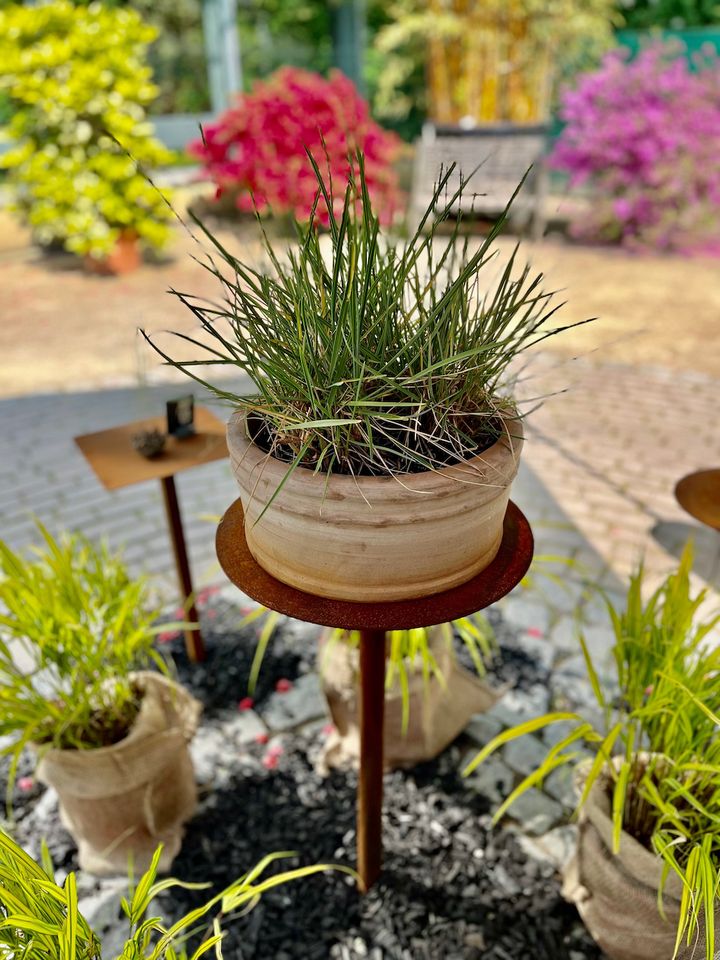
<box><xmin>464</xmin><ymin>546</ymin><xmax>720</xmax><ymax>959</ymax></box>
<box><xmin>0</xmin><ymin>833</ymin><xmax>345</xmax><ymax>960</ymax></box>
<box><xmin>147</xmin><ymin>154</ymin><xmax>589</xmax><ymax>486</ymax></box>
<box><xmin>0</xmin><ymin>525</ymin><xmax>179</xmax><ymax>785</ymax></box>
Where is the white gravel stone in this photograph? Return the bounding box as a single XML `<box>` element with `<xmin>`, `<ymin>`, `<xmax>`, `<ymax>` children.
<box><xmin>499</xmin><ymin>599</ymin><xmax>550</xmax><ymax>634</ymax></box>
<box><xmin>78</xmin><ymin>877</ymin><xmax>129</xmax><ymax>957</ymax></box>
<box><xmin>464</xmin><ymin>712</ymin><xmax>504</xmax><ymax>746</ymax></box>
<box><xmin>505</xmin><ymin>788</ymin><xmax>563</xmax><ymax>835</ymax></box>
<box><xmin>190</xmin><ymin>725</ymin><xmax>232</xmax><ymax>784</ymax></box>
<box><xmin>517</xmin><ymin>824</ymin><xmax>578</xmax><ymax>869</ymax></box>
<box><xmin>260</xmin><ymin>673</ymin><xmax>327</xmax><ymax>731</ymax></box>
<box><xmin>543</xmin><ymin>765</ymin><xmax>577</xmax><ymax>809</ymax></box>
<box><xmin>503</xmin><ymin>735</ymin><xmax>548</xmax><ymax>777</ymax></box>
<box><xmin>512</xmin><ymin>633</ymin><xmax>555</xmax><ymax>670</ymax></box>
<box><xmin>548</xmin><ymin>617</ymin><xmax>582</xmax><ymax>654</ymax></box>
<box><xmin>486</xmin><ymin>684</ymin><xmax>550</xmax><ymax>727</ymax></box>
<box><xmin>463</xmin><ymin>752</ymin><xmax>514</xmax><ymax>805</ymax></box>
<box><xmin>219</xmin><ymin>708</ymin><xmax>267</xmax><ymax>745</ymax></box>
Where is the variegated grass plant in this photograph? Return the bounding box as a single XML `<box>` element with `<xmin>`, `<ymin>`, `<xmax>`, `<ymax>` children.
<box><xmin>144</xmin><ymin>152</ymin><xmax>590</xmax><ymax>488</ymax></box>
<box><xmin>0</xmin><ymin>831</ymin><xmax>348</xmax><ymax>959</ymax></box>
<box><xmin>463</xmin><ymin>545</ymin><xmax>720</xmax><ymax>960</ymax></box>
<box><xmin>0</xmin><ymin>524</ymin><xmax>185</xmax><ymax>799</ymax></box>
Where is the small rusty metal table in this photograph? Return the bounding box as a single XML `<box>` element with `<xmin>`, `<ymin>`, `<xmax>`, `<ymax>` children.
<box><xmin>675</xmin><ymin>469</ymin><xmax>720</xmax><ymax>532</ymax></box>
<box><xmin>75</xmin><ymin>407</ymin><xmax>228</xmax><ymax>663</ymax></box>
<box><xmin>216</xmin><ymin>497</ymin><xmax>534</xmax><ymax>892</ymax></box>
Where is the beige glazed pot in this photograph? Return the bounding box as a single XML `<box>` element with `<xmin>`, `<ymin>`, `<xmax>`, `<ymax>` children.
<box><xmin>227</xmin><ymin>412</ymin><xmax>523</xmax><ymax>603</ymax></box>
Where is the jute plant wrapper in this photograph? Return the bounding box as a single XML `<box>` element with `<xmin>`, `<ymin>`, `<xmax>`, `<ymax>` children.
<box><xmin>318</xmin><ymin>630</ymin><xmax>499</xmax><ymax>772</ymax></box>
<box><xmin>676</xmin><ymin>912</ymin><xmax>720</xmax><ymax>960</ymax></box>
<box><xmin>562</xmin><ymin>764</ymin><xmax>685</xmax><ymax>960</ymax></box>
<box><xmin>37</xmin><ymin>672</ymin><xmax>201</xmax><ymax>875</ymax></box>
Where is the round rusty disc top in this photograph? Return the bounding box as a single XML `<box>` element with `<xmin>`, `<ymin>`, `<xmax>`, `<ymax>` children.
<box><xmin>675</xmin><ymin>469</ymin><xmax>720</xmax><ymax>531</ymax></box>
<box><xmin>216</xmin><ymin>498</ymin><xmax>534</xmax><ymax>631</ymax></box>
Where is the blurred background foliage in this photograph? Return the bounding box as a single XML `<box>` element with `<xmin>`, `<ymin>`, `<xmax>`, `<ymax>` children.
<box><xmin>618</xmin><ymin>0</ymin><xmax>720</xmax><ymax>28</ymax></box>
<box><xmin>1</xmin><ymin>0</ymin><xmax>719</xmax><ymax>131</ymax></box>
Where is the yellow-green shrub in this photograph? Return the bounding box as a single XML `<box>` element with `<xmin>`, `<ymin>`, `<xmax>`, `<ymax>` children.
<box><xmin>0</xmin><ymin>1</ymin><xmax>173</xmax><ymax>257</ymax></box>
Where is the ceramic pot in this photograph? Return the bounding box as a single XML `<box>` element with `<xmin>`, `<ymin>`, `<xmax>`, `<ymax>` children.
<box><xmin>227</xmin><ymin>411</ymin><xmax>523</xmax><ymax>602</ymax></box>
<box><xmin>83</xmin><ymin>230</ymin><xmax>141</xmax><ymax>275</ymax></box>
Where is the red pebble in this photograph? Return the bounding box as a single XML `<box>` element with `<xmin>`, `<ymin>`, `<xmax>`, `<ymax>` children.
<box><xmin>526</xmin><ymin>627</ymin><xmax>544</xmax><ymax>638</ymax></box>
<box><xmin>322</xmin><ymin>723</ymin><xmax>336</xmax><ymax>736</ymax></box>
<box><xmin>237</xmin><ymin>696</ymin><xmax>254</xmax><ymax>711</ymax></box>
<box><xmin>267</xmin><ymin>742</ymin><xmax>284</xmax><ymax>757</ymax></box>
<box><xmin>262</xmin><ymin>754</ymin><xmax>279</xmax><ymax>770</ymax></box>
<box><xmin>17</xmin><ymin>776</ymin><xmax>34</xmax><ymax>792</ymax></box>
<box><xmin>158</xmin><ymin>630</ymin><xmax>180</xmax><ymax>644</ymax></box>
<box><xmin>254</xmin><ymin>732</ymin><xmax>269</xmax><ymax>745</ymax></box>
<box><xmin>275</xmin><ymin>678</ymin><xmax>293</xmax><ymax>693</ymax></box>
<box><xmin>196</xmin><ymin>586</ymin><xmax>221</xmax><ymax>606</ymax></box>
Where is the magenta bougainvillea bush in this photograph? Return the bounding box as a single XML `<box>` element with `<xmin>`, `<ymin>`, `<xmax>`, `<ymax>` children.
<box><xmin>190</xmin><ymin>67</ymin><xmax>403</xmax><ymax>225</ymax></box>
<box><xmin>550</xmin><ymin>43</ymin><xmax>720</xmax><ymax>254</ymax></box>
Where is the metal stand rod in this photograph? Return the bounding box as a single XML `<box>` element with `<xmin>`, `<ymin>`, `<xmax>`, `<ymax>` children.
<box><xmin>357</xmin><ymin>628</ymin><xmax>386</xmax><ymax>893</ymax></box>
<box><xmin>160</xmin><ymin>475</ymin><xmax>205</xmax><ymax>663</ymax></box>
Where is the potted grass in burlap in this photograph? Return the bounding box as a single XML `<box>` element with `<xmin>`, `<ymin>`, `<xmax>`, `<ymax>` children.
<box><xmin>464</xmin><ymin>546</ymin><xmax>720</xmax><ymax>960</ymax></box>
<box><xmin>146</xmin><ymin>152</ymin><xmax>589</xmax><ymax>604</ymax></box>
<box><xmin>0</xmin><ymin>526</ymin><xmax>199</xmax><ymax>874</ymax></box>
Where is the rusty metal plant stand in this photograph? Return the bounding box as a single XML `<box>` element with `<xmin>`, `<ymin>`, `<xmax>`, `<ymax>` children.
<box><xmin>75</xmin><ymin>407</ymin><xmax>229</xmax><ymax>663</ymax></box>
<box><xmin>216</xmin><ymin>498</ymin><xmax>534</xmax><ymax>894</ymax></box>
<box><xmin>675</xmin><ymin>469</ymin><xmax>720</xmax><ymax>532</ymax></box>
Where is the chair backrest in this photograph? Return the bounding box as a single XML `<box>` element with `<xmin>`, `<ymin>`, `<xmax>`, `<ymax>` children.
<box><xmin>413</xmin><ymin>124</ymin><xmax>548</xmax><ymax>215</ymax></box>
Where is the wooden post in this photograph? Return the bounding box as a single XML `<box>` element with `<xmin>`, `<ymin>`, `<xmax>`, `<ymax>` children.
<box><xmin>160</xmin><ymin>475</ymin><xmax>205</xmax><ymax>663</ymax></box>
<box><xmin>357</xmin><ymin>628</ymin><xmax>386</xmax><ymax>892</ymax></box>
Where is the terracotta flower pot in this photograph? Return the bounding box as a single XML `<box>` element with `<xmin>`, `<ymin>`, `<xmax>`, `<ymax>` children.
<box><xmin>227</xmin><ymin>411</ymin><xmax>523</xmax><ymax>602</ymax></box>
<box><xmin>36</xmin><ymin>672</ymin><xmax>201</xmax><ymax>875</ymax></box>
<box><xmin>83</xmin><ymin>230</ymin><xmax>141</xmax><ymax>275</ymax></box>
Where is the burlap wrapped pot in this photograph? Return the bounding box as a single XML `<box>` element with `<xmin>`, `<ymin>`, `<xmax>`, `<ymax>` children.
<box><xmin>318</xmin><ymin>628</ymin><xmax>499</xmax><ymax>771</ymax></box>
<box><xmin>37</xmin><ymin>672</ymin><xmax>201</xmax><ymax>875</ymax></box>
<box><xmin>562</xmin><ymin>759</ymin><xmax>690</xmax><ymax>960</ymax></box>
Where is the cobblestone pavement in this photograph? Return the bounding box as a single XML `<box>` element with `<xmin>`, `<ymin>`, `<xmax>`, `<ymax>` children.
<box><xmin>0</xmin><ymin>354</ymin><xmax>717</xmax><ymax>635</ymax></box>
<box><xmin>0</xmin><ymin>380</ymin><xmax>248</xmax><ymax>597</ymax></box>
<box><xmin>523</xmin><ymin>354</ymin><xmax>720</xmax><ymax>596</ymax></box>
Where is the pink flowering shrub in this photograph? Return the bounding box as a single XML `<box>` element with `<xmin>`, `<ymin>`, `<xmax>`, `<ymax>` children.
<box><xmin>190</xmin><ymin>67</ymin><xmax>403</xmax><ymax>225</ymax></box>
<box><xmin>550</xmin><ymin>43</ymin><xmax>720</xmax><ymax>254</ymax></box>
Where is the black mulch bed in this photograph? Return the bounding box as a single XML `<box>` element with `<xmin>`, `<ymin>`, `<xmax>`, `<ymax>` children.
<box><xmin>165</xmin><ymin>736</ymin><xmax>599</xmax><ymax>960</ymax></box>
<box><xmin>3</xmin><ymin>597</ymin><xmax>602</xmax><ymax>959</ymax></box>
<box><xmin>160</xmin><ymin>599</ymin><xmax>600</xmax><ymax>960</ymax></box>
